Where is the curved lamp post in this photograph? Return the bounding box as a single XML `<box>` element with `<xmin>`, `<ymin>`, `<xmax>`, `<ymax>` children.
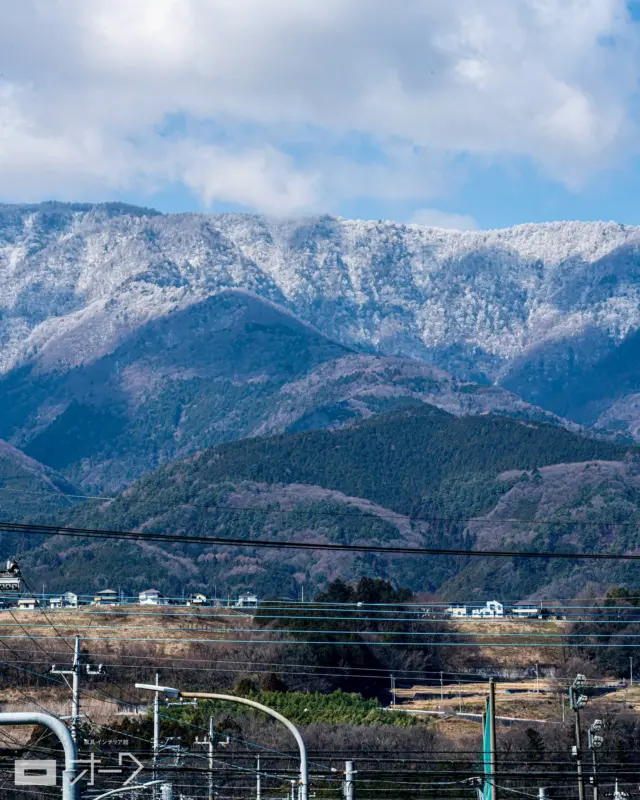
<box><xmin>135</xmin><ymin>683</ymin><xmax>308</xmax><ymax>800</ymax></box>
<box><xmin>0</xmin><ymin>711</ymin><xmax>77</xmax><ymax>800</ymax></box>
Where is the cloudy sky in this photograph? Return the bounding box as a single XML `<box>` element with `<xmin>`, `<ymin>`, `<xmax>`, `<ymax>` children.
<box><xmin>2</xmin><ymin>0</ymin><xmax>640</xmax><ymax>228</ymax></box>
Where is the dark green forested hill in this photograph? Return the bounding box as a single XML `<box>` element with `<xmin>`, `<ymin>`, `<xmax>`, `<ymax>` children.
<box><xmin>14</xmin><ymin>403</ymin><xmax>626</xmax><ymax>600</ymax></box>
<box><xmin>114</xmin><ymin>403</ymin><xmax>628</xmax><ymax>519</ymax></box>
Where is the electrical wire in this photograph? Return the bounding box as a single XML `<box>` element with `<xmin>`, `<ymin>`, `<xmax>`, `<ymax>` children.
<box><xmin>2</xmin><ymin>518</ymin><xmax>640</xmax><ymax>561</ymax></box>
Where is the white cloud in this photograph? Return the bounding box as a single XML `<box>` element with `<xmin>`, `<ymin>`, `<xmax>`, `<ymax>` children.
<box><xmin>178</xmin><ymin>143</ymin><xmax>322</xmax><ymax>216</ymax></box>
<box><xmin>408</xmin><ymin>208</ymin><xmax>479</xmax><ymax>231</ymax></box>
<box><xmin>0</xmin><ymin>0</ymin><xmax>637</xmax><ymax>213</ymax></box>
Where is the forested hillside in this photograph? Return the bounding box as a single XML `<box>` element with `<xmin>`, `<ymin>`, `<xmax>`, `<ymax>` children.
<box><xmin>10</xmin><ymin>404</ymin><xmax>630</xmax><ymax>601</ymax></box>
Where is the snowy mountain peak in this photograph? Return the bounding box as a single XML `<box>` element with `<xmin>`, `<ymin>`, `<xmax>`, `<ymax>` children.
<box><xmin>1</xmin><ymin>202</ymin><xmax>640</xmax><ymax>380</ymax></box>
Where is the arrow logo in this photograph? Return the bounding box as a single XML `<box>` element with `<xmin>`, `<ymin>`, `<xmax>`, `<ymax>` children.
<box><xmin>119</xmin><ymin>753</ymin><xmax>144</xmax><ymax>786</ymax></box>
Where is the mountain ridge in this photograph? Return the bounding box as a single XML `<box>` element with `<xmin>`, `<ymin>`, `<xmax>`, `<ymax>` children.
<box><xmin>3</xmin><ymin>203</ymin><xmax>640</xmax><ymax>378</ymax></box>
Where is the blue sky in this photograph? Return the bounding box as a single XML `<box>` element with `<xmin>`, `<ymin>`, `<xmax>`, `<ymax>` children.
<box><xmin>2</xmin><ymin>0</ymin><xmax>640</xmax><ymax>230</ymax></box>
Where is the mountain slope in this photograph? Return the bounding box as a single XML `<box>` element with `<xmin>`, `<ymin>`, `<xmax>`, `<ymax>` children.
<box><xmin>18</xmin><ymin>405</ymin><xmax>627</xmax><ymax>599</ymax></box>
<box><xmin>442</xmin><ymin>457</ymin><xmax>640</xmax><ymax>602</ymax></box>
<box><xmin>0</xmin><ymin>442</ymin><xmax>79</xmax><ymax>522</ymax></box>
<box><xmin>0</xmin><ymin>287</ymin><xmax>566</xmax><ymax>491</ymax></box>
<box><xmin>504</xmin><ymin>326</ymin><xmax>640</xmax><ymax>437</ymax></box>
<box><xmin>2</xmin><ymin>203</ymin><xmax>640</xmax><ymax>389</ymax></box>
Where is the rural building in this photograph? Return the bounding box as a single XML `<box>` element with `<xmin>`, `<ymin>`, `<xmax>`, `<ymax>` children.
<box><xmin>510</xmin><ymin>605</ymin><xmax>541</xmax><ymax>619</ymax></box>
<box><xmin>139</xmin><ymin>589</ymin><xmax>166</xmax><ymax>606</ymax></box>
<box><xmin>0</xmin><ymin>559</ymin><xmax>22</xmax><ymax>593</ymax></box>
<box><xmin>445</xmin><ymin>604</ymin><xmax>468</xmax><ymax>618</ymax></box>
<box><xmin>49</xmin><ymin>592</ymin><xmax>78</xmax><ymax>609</ymax></box>
<box><xmin>235</xmin><ymin>593</ymin><xmax>258</xmax><ymax>609</ymax></box>
<box><xmin>17</xmin><ymin>597</ymin><xmax>38</xmax><ymax>611</ymax></box>
<box><xmin>93</xmin><ymin>589</ymin><xmax>119</xmax><ymax>606</ymax></box>
<box><xmin>471</xmin><ymin>600</ymin><xmax>504</xmax><ymax>618</ymax></box>
<box><xmin>187</xmin><ymin>593</ymin><xmax>207</xmax><ymax>606</ymax></box>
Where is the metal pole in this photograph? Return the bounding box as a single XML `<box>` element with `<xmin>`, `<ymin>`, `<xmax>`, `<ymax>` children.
<box><xmin>71</xmin><ymin>635</ymin><xmax>80</xmax><ymax>743</ymax></box>
<box><xmin>574</xmin><ymin>697</ymin><xmax>585</xmax><ymax>800</ymax></box>
<box><xmin>153</xmin><ymin>673</ymin><xmax>160</xmax><ymax>800</ymax></box>
<box><xmin>390</xmin><ymin>675</ymin><xmax>395</xmax><ymax>708</ymax></box>
<box><xmin>257</xmin><ymin>754</ymin><xmax>261</xmax><ymax>800</ymax></box>
<box><xmin>535</xmin><ymin>663</ymin><xmax>539</xmax><ymax>693</ymax></box>
<box><xmin>291</xmin><ymin>779</ymin><xmax>296</xmax><ymax>800</ymax></box>
<box><xmin>489</xmin><ymin>678</ymin><xmax>498</xmax><ymax>800</ymax></box>
<box><xmin>209</xmin><ymin>717</ymin><xmax>215</xmax><ymax>800</ymax></box>
<box><xmin>440</xmin><ymin>672</ymin><xmax>444</xmax><ymax>701</ymax></box>
<box><xmin>630</xmin><ymin>657</ymin><xmax>634</xmax><ymax>687</ymax></box>
<box><xmin>344</xmin><ymin>760</ymin><xmax>355</xmax><ymax>800</ymax></box>
<box><xmin>592</xmin><ymin>747</ymin><xmax>599</xmax><ymax>800</ymax></box>
<box><xmin>0</xmin><ymin>711</ymin><xmax>77</xmax><ymax>800</ymax></box>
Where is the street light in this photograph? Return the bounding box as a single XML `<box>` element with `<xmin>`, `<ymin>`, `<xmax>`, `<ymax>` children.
<box><xmin>588</xmin><ymin>719</ymin><xmax>604</xmax><ymax>800</ymax></box>
<box><xmin>135</xmin><ymin>683</ymin><xmax>180</xmax><ymax>699</ymax></box>
<box><xmin>135</xmin><ymin>683</ymin><xmax>309</xmax><ymax>800</ymax></box>
<box><xmin>569</xmin><ymin>674</ymin><xmax>589</xmax><ymax>800</ymax></box>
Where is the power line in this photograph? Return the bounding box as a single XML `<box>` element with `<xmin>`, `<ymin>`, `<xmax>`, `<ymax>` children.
<box><xmin>2</xmin><ymin>518</ymin><xmax>640</xmax><ymax>561</ymax></box>
<box><xmin>9</xmin><ymin>486</ymin><xmax>640</xmax><ymax>532</ymax></box>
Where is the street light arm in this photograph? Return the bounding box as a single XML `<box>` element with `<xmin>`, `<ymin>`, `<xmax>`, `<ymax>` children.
<box><xmin>180</xmin><ymin>692</ymin><xmax>309</xmax><ymax>800</ymax></box>
<box><xmin>91</xmin><ymin>779</ymin><xmax>163</xmax><ymax>799</ymax></box>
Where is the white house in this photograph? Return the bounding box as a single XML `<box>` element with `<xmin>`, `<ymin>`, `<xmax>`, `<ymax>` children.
<box><xmin>49</xmin><ymin>592</ymin><xmax>78</xmax><ymax>609</ymax></box>
<box><xmin>511</xmin><ymin>606</ymin><xmax>540</xmax><ymax>619</ymax></box>
<box><xmin>187</xmin><ymin>593</ymin><xmax>207</xmax><ymax>607</ymax></box>
<box><xmin>446</xmin><ymin>604</ymin><xmax>468</xmax><ymax>618</ymax></box>
<box><xmin>17</xmin><ymin>597</ymin><xmax>38</xmax><ymax>611</ymax></box>
<box><xmin>471</xmin><ymin>600</ymin><xmax>504</xmax><ymax>618</ymax></box>
<box><xmin>235</xmin><ymin>593</ymin><xmax>258</xmax><ymax>609</ymax></box>
<box><xmin>139</xmin><ymin>589</ymin><xmax>166</xmax><ymax>606</ymax></box>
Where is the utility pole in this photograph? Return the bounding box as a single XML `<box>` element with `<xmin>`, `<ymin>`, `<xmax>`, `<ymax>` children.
<box><xmin>209</xmin><ymin>717</ymin><xmax>215</xmax><ymax>800</ymax></box>
<box><xmin>630</xmin><ymin>657</ymin><xmax>634</xmax><ymax>687</ymax></box>
<box><xmin>256</xmin><ymin>755</ymin><xmax>261</xmax><ymax>800</ymax></box>
<box><xmin>152</xmin><ymin>673</ymin><xmax>161</xmax><ymax>800</ymax></box>
<box><xmin>570</xmin><ymin>674</ymin><xmax>588</xmax><ymax>800</ymax></box>
<box><xmin>390</xmin><ymin>675</ymin><xmax>395</xmax><ymax>708</ymax></box>
<box><xmin>535</xmin><ymin>663</ymin><xmax>539</xmax><ymax>693</ymax></box>
<box><xmin>71</xmin><ymin>636</ymin><xmax>80</xmax><ymax>743</ymax></box>
<box><xmin>440</xmin><ymin>671</ymin><xmax>444</xmax><ymax>701</ymax></box>
<box><xmin>51</xmin><ymin>635</ymin><xmax>103</xmax><ymax>743</ymax></box>
<box><xmin>489</xmin><ymin>678</ymin><xmax>498</xmax><ymax>800</ymax></box>
<box><xmin>343</xmin><ymin>760</ymin><xmax>355</xmax><ymax>800</ymax></box>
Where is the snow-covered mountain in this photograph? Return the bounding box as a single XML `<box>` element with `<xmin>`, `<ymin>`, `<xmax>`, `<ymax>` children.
<box><xmin>3</xmin><ymin>200</ymin><xmax>640</xmax><ymax>478</ymax></box>
<box><xmin>2</xmin><ymin>202</ymin><xmax>640</xmax><ymax>380</ymax></box>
